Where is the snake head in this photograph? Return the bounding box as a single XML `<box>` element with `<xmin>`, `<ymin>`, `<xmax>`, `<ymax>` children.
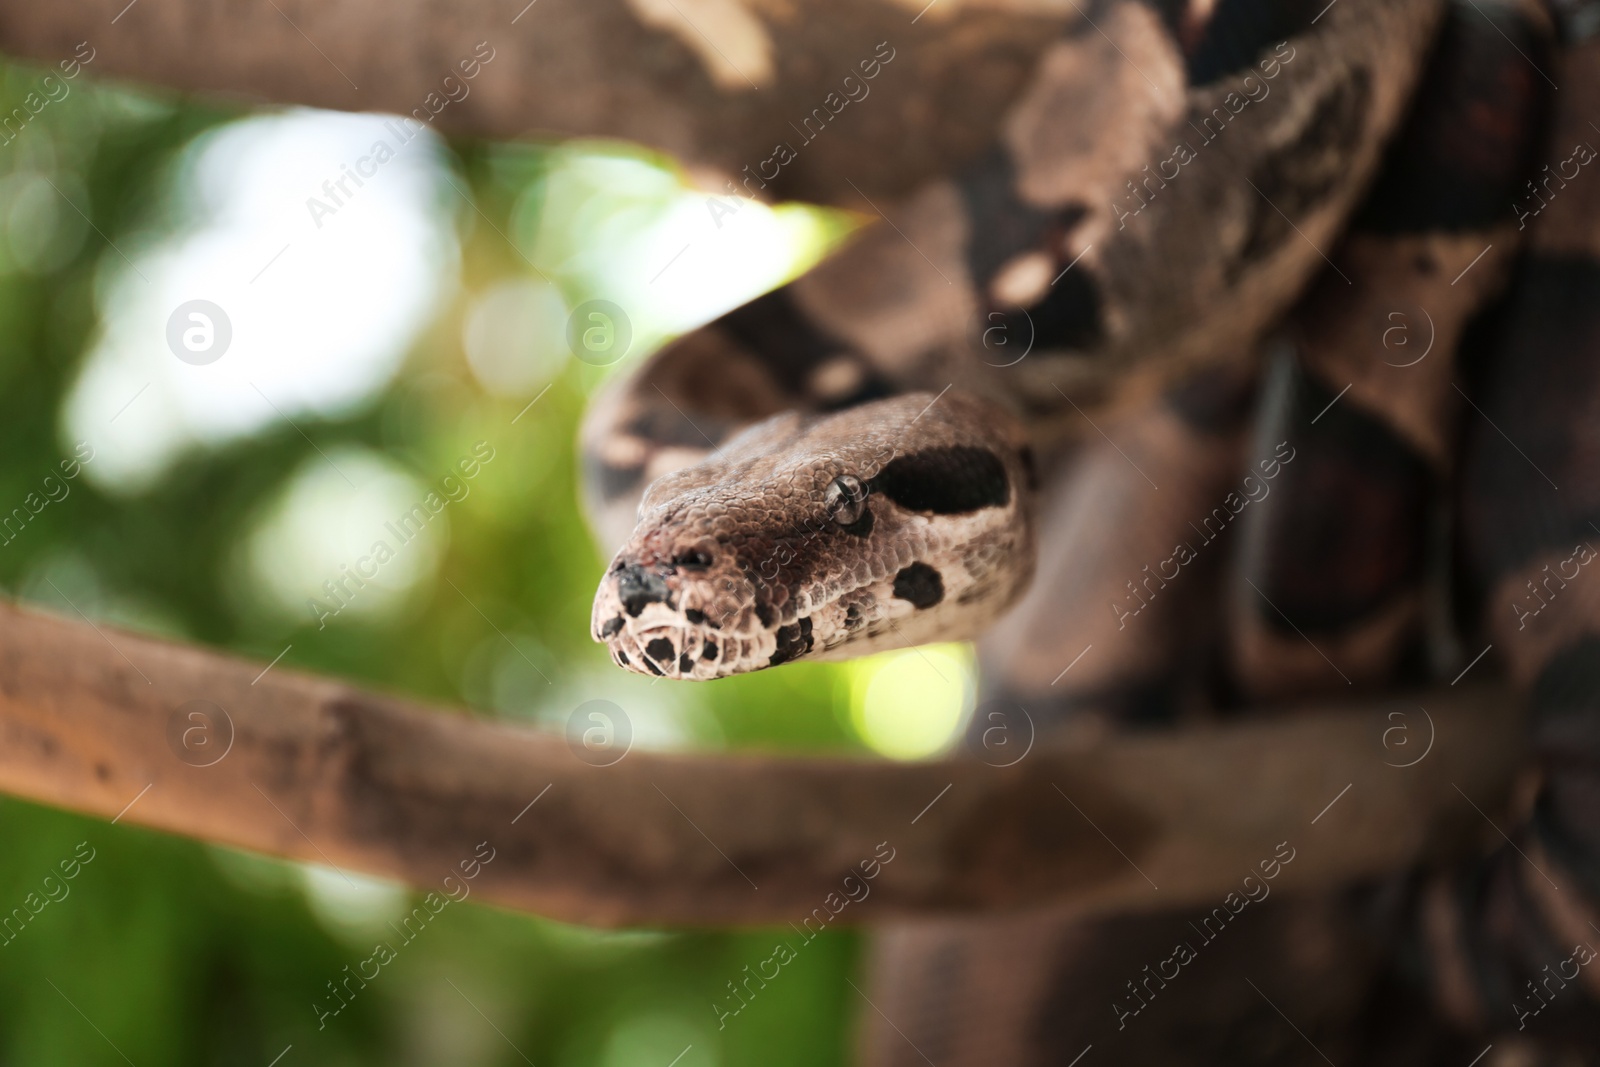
<box><xmin>591</xmin><ymin>391</ymin><xmax>1037</xmax><ymax>679</ymax></box>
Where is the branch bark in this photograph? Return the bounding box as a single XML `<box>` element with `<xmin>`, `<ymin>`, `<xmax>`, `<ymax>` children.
<box><xmin>0</xmin><ymin>0</ymin><xmax>1067</xmax><ymax>205</ymax></box>
<box><xmin>0</xmin><ymin>599</ymin><xmax>1522</xmax><ymax>927</ymax></box>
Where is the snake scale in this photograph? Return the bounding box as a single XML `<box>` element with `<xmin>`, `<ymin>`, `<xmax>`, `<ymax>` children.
<box><xmin>581</xmin><ymin>0</ymin><xmax>1600</xmax><ymax>1062</ymax></box>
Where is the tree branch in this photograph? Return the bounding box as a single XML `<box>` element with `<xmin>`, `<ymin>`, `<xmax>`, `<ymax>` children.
<box><xmin>0</xmin><ymin>600</ymin><xmax>1522</xmax><ymax>926</ymax></box>
<box><xmin>0</xmin><ymin>0</ymin><xmax>1067</xmax><ymax>204</ymax></box>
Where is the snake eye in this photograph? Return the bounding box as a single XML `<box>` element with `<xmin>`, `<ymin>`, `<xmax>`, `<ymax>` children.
<box><xmin>826</xmin><ymin>474</ymin><xmax>869</xmax><ymax>527</ymax></box>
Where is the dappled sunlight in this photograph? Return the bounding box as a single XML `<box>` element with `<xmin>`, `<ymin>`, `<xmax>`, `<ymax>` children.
<box><xmin>842</xmin><ymin>643</ymin><xmax>976</xmax><ymax>760</ymax></box>
<box><xmin>238</xmin><ymin>447</ymin><xmax>444</xmax><ymax>627</ymax></box>
<box><xmin>1</xmin><ymin>63</ymin><xmax>867</xmax><ymax>1067</ymax></box>
<box><xmin>515</xmin><ymin>143</ymin><xmax>853</xmax><ymax>357</ymax></box>
<box><xmin>461</xmin><ymin>277</ymin><xmax>570</xmax><ymax>397</ymax></box>
<box><xmin>62</xmin><ymin>108</ymin><xmax>460</xmax><ymax>492</ymax></box>
<box><xmin>297</xmin><ymin>865</ymin><xmax>411</xmax><ymax>944</ymax></box>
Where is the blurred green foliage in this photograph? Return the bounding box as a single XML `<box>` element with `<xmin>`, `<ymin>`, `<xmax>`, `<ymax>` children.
<box><xmin>0</xmin><ymin>57</ymin><xmax>869</xmax><ymax>1066</ymax></box>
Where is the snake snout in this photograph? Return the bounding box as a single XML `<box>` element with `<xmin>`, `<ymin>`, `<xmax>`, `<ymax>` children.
<box><xmin>593</xmin><ymin>550</ymin><xmax>746</xmax><ymax>678</ymax></box>
<box><xmin>616</xmin><ymin>564</ymin><xmax>672</xmax><ymax>617</ymax></box>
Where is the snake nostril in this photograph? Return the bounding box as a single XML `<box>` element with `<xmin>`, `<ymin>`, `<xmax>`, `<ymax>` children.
<box><xmin>617</xmin><ymin>565</ymin><xmax>671</xmax><ymax>617</ymax></box>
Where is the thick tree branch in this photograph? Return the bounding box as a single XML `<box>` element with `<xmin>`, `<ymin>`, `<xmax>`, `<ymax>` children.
<box><xmin>0</xmin><ymin>0</ymin><xmax>1067</xmax><ymax>205</ymax></box>
<box><xmin>0</xmin><ymin>599</ymin><xmax>1522</xmax><ymax>927</ymax></box>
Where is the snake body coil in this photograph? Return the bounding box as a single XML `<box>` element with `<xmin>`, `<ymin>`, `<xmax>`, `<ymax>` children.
<box><xmin>582</xmin><ymin>0</ymin><xmax>1600</xmax><ymax>1060</ymax></box>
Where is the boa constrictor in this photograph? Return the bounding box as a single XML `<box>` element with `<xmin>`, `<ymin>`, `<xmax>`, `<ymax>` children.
<box><xmin>583</xmin><ymin>0</ymin><xmax>1600</xmax><ymax>1062</ymax></box>
<box><xmin>588</xmin><ymin>0</ymin><xmax>1442</xmax><ymax>679</ymax></box>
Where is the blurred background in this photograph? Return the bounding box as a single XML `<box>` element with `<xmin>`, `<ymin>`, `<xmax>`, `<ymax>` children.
<box><xmin>0</xmin><ymin>56</ymin><xmax>983</xmax><ymax>1066</ymax></box>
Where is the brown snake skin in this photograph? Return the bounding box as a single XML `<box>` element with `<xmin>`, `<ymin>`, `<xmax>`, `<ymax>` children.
<box><xmin>580</xmin><ymin>0</ymin><xmax>1600</xmax><ymax>1062</ymax></box>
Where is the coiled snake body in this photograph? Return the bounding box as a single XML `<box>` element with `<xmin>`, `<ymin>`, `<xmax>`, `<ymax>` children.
<box><xmin>584</xmin><ymin>0</ymin><xmax>1600</xmax><ymax>1061</ymax></box>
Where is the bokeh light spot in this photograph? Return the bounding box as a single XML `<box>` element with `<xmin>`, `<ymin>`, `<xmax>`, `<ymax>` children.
<box><xmin>239</xmin><ymin>447</ymin><xmax>443</xmax><ymax>626</ymax></box>
<box><xmin>297</xmin><ymin>864</ymin><xmax>411</xmax><ymax>942</ymax></box>
<box><xmin>462</xmin><ymin>278</ymin><xmax>570</xmax><ymax>396</ymax></box>
<box><xmin>62</xmin><ymin>108</ymin><xmax>460</xmax><ymax>492</ymax></box>
<box><xmin>844</xmin><ymin>644</ymin><xmax>975</xmax><ymax>760</ymax></box>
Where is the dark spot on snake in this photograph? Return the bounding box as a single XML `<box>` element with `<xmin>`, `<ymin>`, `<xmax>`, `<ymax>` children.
<box><xmin>1457</xmin><ymin>258</ymin><xmax>1600</xmax><ymax>591</ymax></box>
<box><xmin>845</xmin><ymin>604</ymin><xmax>863</xmax><ymax>630</ymax></box>
<box><xmin>1150</xmin><ymin>0</ymin><xmax>1324</xmax><ymax>86</ymax></box>
<box><xmin>719</xmin><ymin>288</ymin><xmax>892</xmax><ymax>409</ymax></box>
<box><xmin>956</xmin><ymin>150</ymin><xmax>1054</xmax><ymax>283</ymax></box>
<box><xmin>872</xmin><ymin>446</ymin><xmax>1010</xmax><ymax>514</ymax></box>
<box><xmin>645</xmin><ymin>637</ymin><xmax>676</xmax><ymax>664</ymax></box>
<box><xmin>1026</xmin><ymin>261</ymin><xmax>1105</xmax><ymax>351</ymax></box>
<box><xmin>1249</xmin><ymin>359</ymin><xmax>1430</xmax><ymax>633</ymax></box>
<box><xmin>616</xmin><ymin>650</ymin><xmax>630</xmax><ymax>666</ymax></box>
<box><xmin>673</xmin><ymin>549</ymin><xmax>713</xmax><ymax>570</ymax></box>
<box><xmin>1530</xmin><ymin>637</ymin><xmax>1600</xmax><ymax>750</ymax></box>
<box><xmin>600</xmin><ymin>616</ymin><xmax>624</xmax><ymax>638</ymax></box>
<box><xmin>894</xmin><ymin>563</ymin><xmax>945</xmax><ymax>609</ymax></box>
<box><xmin>1353</xmin><ymin>1</ymin><xmax>1552</xmax><ymax>235</ymax></box>
<box><xmin>684</xmin><ymin>608</ymin><xmax>706</xmax><ymax>624</ymax></box>
<box><xmin>755</xmin><ymin>600</ymin><xmax>776</xmax><ymax>628</ymax></box>
<box><xmin>956</xmin><ymin>153</ymin><xmax>1102</xmax><ymax>348</ymax></box>
<box><xmin>702</xmin><ymin>641</ymin><xmax>718</xmax><ymax>660</ymax></box>
<box><xmin>769</xmin><ymin>616</ymin><xmax>814</xmax><ymax>666</ymax></box>
<box><xmin>679</xmin><ymin>653</ymin><xmax>695</xmax><ymax>673</ymax></box>
<box><xmin>1529</xmin><ymin>638</ymin><xmax>1600</xmax><ymax>887</ymax></box>
<box><xmin>642</xmin><ymin>656</ymin><xmax>663</xmax><ymax>676</ymax></box>
<box><xmin>617</xmin><ymin>565</ymin><xmax>671</xmax><ymax>617</ymax></box>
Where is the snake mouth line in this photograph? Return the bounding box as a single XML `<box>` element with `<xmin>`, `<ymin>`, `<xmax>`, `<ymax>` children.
<box><xmin>602</xmin><ymin>605</ymin><xmax>794</xmax><ymax>680</ymax></box>
<box><xmin>597</xmin><ymin>567</ymin><xmax>925</xmax><ymax>679</ymax></box>
<box><xmin>594</xmin><ymin>563</ymin><xmax>878</xmax><ymax>679</ymax></box>
<box><xmin>611</xmin><ymin>624</ymin><xmax>719</xmax><ymax>679</ymax></box>
<box><xmin>604</xmin><ymin>610</ymin><xmax>819</xmax><ymax>679</ymax></box>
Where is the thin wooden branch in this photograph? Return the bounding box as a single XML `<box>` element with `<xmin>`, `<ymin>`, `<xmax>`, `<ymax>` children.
<box><xmin>0</xmin><ymin>0</ymin><xmax>1066</xmax><ymax>205</ymax></box>
<box><xmin>0</xmin><ymin>599</ymin><xmax>1522</xmax><ymax>927</ymax></box>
